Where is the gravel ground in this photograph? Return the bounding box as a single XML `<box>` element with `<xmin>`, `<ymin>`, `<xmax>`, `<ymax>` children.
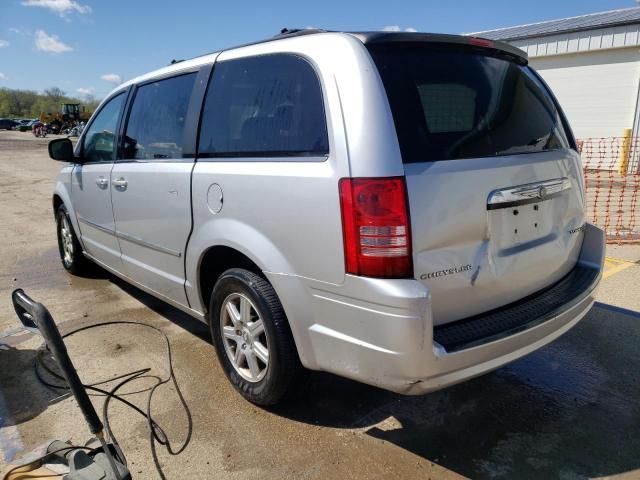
<box><xmin>1</xmin><ymin>130</ymin><xmax>639</xmax><ymax>479</ymax></box>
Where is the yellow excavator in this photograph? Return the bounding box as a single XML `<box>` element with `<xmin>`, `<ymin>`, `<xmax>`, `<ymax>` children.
<box><xmin>39</xmin><ymin>103</ymin><xmax>93</xmax><ymax>134</ymax></box>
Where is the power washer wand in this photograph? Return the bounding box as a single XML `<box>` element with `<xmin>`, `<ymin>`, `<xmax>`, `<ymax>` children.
<box><xmin>10</xmin><ymin>289</ymin><xmax>131</xmax><ymax>480</ymax></box>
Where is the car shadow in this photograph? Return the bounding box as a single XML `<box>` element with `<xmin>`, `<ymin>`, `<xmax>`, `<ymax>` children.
<box><xmin>271</xmin><ymin>304</ymin><xmax>640</xmax><ymax>479</ymax></box>
<box><xmin>98</xmin><ymin>271</ymin><xmax>640</xmax><ymax>479</ymax></box>
<box><xmin>68</xmin><ymin>262</ymin><xmax>210</xmax><ymax>342</ymax></box>
<box><xmin>107</xmin><ymin>274</ymin><xmax>211</xmax><ymax>343</ymax></box>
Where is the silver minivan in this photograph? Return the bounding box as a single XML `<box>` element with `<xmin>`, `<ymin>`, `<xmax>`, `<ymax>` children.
<box><xmin>49</xmin><ymin>30</ymin><xmax>604</xmax><ymax>405</ymax></box>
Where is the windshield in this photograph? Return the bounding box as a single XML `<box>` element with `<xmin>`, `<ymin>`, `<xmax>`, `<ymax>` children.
<box><xmin>368</xmin><ymin>43</ymin><xmax>572</xmax><ymax>163</ymax></box>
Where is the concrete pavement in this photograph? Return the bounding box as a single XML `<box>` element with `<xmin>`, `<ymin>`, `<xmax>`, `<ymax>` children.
<box><xmin>1</xmin><ymin>130</ymin><xmax>639</xmax><ymax>479</ymax></box>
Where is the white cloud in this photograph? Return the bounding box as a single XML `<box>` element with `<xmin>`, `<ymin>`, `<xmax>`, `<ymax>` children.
<box><xmin>34</xmin><ymin>29</ymin><xmax>72</xmax><ymax>53</ymax></box>
<box><xmin>0</xmin><ymin>40</ymin><xmax>9</xmax><ymax>48</ymax></box>
<box><xmin>382</xmin><ymin>25</ymin><xmax>418</xmax><ymax>32</ymax></box>
<box><xmin>101</xmin><ymin>73</ymin><xmax>122</xmax><ymax>84</ymax></box>
<box><xmin>76</xmin><ymin>87</ymin><xmax>94</xmax><ymax>96</ymax></box>
<box><xmin>21</xmin><ymin>0</ymin><xmax>91</xmax><ymax>16</ymax></box>
<box><xmin>0</xmin><ymin>73</ymin><xmax>7</xmax><ymax>80</ymax></box>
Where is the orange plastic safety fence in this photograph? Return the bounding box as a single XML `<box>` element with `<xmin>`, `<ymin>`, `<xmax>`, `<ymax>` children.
<box><xmin>578</xmin><ymin>137</ymin><xmax>640</xmax><ymax>243</ymax></box>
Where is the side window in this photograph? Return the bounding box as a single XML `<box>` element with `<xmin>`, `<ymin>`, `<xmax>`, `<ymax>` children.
<box><xmin>82</xmin><ymin>93</ymin><xmax>124</xmax><ymax>163</ymax></box>
<box><xmin>123</xmin><ymin>73</ymin><xmax>197</xmax><ymax>160</ymax></box>
<box><xmin>199</xmin><ymin>54</ymin><xmax>328</xmax><ymax>158</ymax></box>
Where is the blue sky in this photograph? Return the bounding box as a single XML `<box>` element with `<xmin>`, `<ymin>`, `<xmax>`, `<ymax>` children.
<box><xmin>0</xmin><ymin>0</ymin><xmax>636</xmax><ymax>99</ymax></box>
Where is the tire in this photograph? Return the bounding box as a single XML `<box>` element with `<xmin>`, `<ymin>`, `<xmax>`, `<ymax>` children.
<box><xmin>209</xmin><ymin>268</ymin><xmax>301</xmax><ymax>405</ymax></box>
<box><xmin>56</xmin><ymin>204</ymin><xmax>91</xmax><ymax>275</ymax></box>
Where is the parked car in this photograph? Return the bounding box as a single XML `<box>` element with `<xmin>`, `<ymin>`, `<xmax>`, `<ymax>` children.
<box><xmin>48</xmin><ymin>30</ymin><xmax>604</xmax><ymax>405</ymax></box>
<box><xmin>0</xmin><ymin>118</ymin><xmax>19</xmax><ymax>130</ymax></box>
<box><xmin>17</xmin><ymin>119</ymin><xmax>38</xmax><ymax>132</ymax></box>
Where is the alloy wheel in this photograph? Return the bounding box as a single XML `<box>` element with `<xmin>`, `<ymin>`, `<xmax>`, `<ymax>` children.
<box><xmin>219</xmin><ymin>293</ymin><xmax>269</xmax><ymax>382</ymax></box>
<box><xmin>60</xmin><ymin>216</ymin><xmax>74</xmax><ymax>266</ymax></box>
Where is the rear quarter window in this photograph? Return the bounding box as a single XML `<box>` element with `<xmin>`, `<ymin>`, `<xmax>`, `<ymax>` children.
<box><xmin>198</xmin><ymin>53</ymin><xmax>329</xmax><ymax>159</ymax></box>
<box><xmin>368</xmin><ymin>43</ymin><xmax>571</xmax><ymax>163</ymax></box>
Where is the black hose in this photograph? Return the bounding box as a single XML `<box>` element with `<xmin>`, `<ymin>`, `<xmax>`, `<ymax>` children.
<box><xmin>32</xmin><ymin>321</ymin><xmax>193</xmax><ymax>480</ymax></box>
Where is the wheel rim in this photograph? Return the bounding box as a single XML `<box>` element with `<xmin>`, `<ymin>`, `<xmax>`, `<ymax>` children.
<box><xmin>60</xmin><ymin>216</ymin><xmax>74</xmax><ymax>266</ymax></box>
<box><xmin>220</xmin><ymin>293</ymin><xmax>269</xmax><ymax>383</ymax></box>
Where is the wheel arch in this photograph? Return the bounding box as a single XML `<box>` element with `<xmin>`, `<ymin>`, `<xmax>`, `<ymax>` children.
<box><xmin>186</xmin><ymin>218</ymin><xmax>296</xmax><ymax>313</ymax></box>
<box><xmin>186</xmin><ymin>219</ymin><xmax>311</xmax><ymax>365</ymax></box>
<box><xmin>197</xmin><ymin>245</ymin><xmax>264</xmax><ymax>317</ymax></box>
<box><xmin>52</xmin><ymin>193</ymin><xmax>63</xmax><ymax>214</ymax></box>
<box><xmin>52</xmin><ymin>179</ymin><xmax>85</xmax><ymax>250</ymax></box>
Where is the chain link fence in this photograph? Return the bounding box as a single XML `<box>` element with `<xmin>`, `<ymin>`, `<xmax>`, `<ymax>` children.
<box><xmin>578</xmin><ymin>136</ymin><xmax>640</xmax><ymax>243</ymax></box>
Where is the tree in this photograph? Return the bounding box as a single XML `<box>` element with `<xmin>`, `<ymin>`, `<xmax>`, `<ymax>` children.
<box><xmin>44</xmin><ymin>87</ymin><xmax>66</xmax><ymax>104</ymax></box>
<box><xmin>82</xmin><ymin>94</ymin><xmax>100</xmax><ymax>112</ymax></box>
<box><xmin>0</xmin><ymin>87</ymin><xmax>103</xmax><ymax>118</ymax></box>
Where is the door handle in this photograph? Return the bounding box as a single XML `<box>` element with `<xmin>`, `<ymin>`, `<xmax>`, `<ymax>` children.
<box><xmin>96</xmin><ymin>176</ymin><xmax>108</xmax><ymax>188</ymax></box>
<box><xmin>112</xmin><ymin>178</ymin><xmax>128</xmax><ymax>189</ymax></box>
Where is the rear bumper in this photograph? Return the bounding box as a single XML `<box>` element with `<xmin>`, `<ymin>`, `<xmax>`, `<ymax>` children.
<box><xmin>432</xmin><ymin>262</ymin><xmax>599</xmax><ymax>353</ymax></box>
<box><xmin>268</xmin><ymin>223</ymin><xmax>604</xmax><ymax>395</ymax></box>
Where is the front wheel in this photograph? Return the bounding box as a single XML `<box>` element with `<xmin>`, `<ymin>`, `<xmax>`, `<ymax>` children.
<box><xmin>56</xmin><ymin>204</ymin><xmax>91</xmax><ymax>275</ymax></box>
<box><xmin>209</xmin><ymin>268</ymin><xmax>301</xmax><ymax>405</ymax></box>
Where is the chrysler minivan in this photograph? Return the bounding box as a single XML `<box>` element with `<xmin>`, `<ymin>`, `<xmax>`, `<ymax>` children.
<box><xmin>49</xmin><ymin>30</ymin><xmax>604</xmax><ymax>405</ymax></box>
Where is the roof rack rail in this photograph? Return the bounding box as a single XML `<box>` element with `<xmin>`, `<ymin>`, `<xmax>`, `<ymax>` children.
<box><xmin>274</xmin><ymin>28</ymin><xmax>328</xmax><ymax>38</ymax></box>
<box><xmin>185</xmin><ymin>28</ymin><xmax>327</xmax><ymax>64</ymax></box>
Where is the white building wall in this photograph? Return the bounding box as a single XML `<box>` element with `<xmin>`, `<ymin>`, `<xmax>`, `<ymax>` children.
<box><xmin>529</xmin><ymin>48</ymin><xmax>640</xmax><ymax>140</ymax></box>
<box><xmin>510</xmin><ymin>24</ymin><xmax>640</xmax><ymax>57</ymax></box>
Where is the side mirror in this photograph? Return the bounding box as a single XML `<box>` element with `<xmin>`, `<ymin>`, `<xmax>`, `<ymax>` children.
<box><xmin>48</xmin><ymin>138</ymin><xmax>77</xmax><ymax>162</ymax></box>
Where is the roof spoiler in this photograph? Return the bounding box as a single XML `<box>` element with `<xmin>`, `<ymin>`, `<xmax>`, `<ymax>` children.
<box><xmin>350</xmin><ymin>32</ymin><xmax>528</xmax><ymax>65</ymax></box>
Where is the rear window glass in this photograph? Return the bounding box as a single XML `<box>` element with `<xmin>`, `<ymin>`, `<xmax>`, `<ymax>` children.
<box><xmin>198</xmin><ymin>53</ymin><xmax>328</xmax><ymax>158</ymax></box>
<box><xmin>368</xmin><ymin>44</ymin><xmax>571</xmax><ymax>163</ymax></box>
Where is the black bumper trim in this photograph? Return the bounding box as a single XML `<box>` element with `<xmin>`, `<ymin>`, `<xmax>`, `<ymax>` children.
<box><xmin>433</xmin><ymin>264</ymin><xmax>599</xmax><ymax>353</ymax></box>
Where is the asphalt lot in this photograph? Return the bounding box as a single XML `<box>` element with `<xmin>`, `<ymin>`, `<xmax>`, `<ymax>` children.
<box><xmin>1</xmin><ymin>129</ymin><xmax>639</xmax><ymax>479</ymax></box>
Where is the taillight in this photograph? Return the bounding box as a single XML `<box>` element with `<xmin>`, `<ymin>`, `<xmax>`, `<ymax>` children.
<box><xmin>339</xmin><ymin>176</ymin><xmax>413</xmax><ymax>278</ymax></box>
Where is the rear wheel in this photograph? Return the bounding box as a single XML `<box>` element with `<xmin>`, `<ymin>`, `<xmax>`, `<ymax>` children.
<box><xmin>209</xmin><ymin>268</ymin><xmax>301</xmax><ymax>405</ymax></box>
<box><xmin>56</xmin><ymin>204</ymin><xmax>91</xmax><ymax>275</ymax></box>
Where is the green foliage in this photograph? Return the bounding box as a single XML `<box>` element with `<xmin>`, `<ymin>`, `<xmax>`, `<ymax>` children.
<box><xmin>0</xmin><ymin>86</ymin><xmax>101</xmax><ymax>118</ymax></box>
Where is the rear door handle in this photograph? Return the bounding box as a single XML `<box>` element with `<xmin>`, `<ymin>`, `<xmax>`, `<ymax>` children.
<box><xmin>112</xmin><ymin>178</ymin><xmax>128</xmax><ymax>189</ymax></box>
<box><xmin>96</xmin><ymin>176</ymin><xmax>108</xmax><ymax>188</ymax></box>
